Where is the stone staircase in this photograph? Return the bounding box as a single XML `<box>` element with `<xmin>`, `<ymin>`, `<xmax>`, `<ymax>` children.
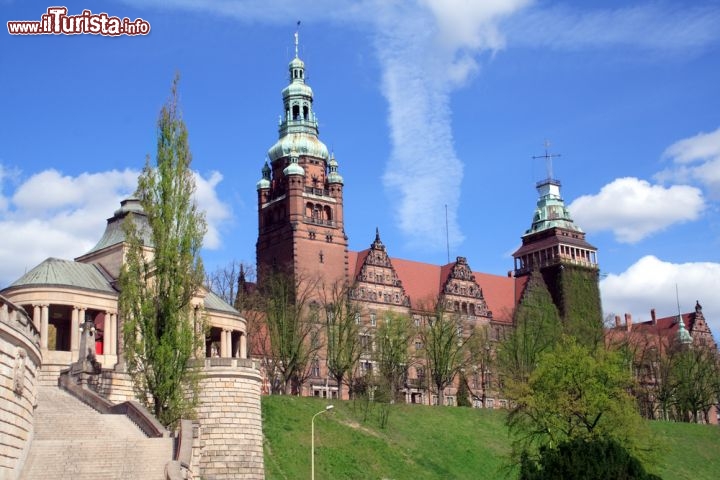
<box><xmin>19</xmin><ymin>386</ymin><xmax>173</xmax><ymax>480</ymax></box>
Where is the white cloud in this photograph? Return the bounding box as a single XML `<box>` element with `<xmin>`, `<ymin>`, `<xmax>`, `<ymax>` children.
<box><xmin>120</xmin><ymin>0</ymin><xmax>532</xmax><ymax>250</ymax></box>
<box><xmin>601</xmin><ymin>255</ymin><xmax>720</xmax><ymax>340</ymax></box>
<box><xmin>194</xmin><ymin>170</ymin><xmax>232</xmax><ymax>249</ymax></box>
<box><xmin>0</xmin><ymin>167</ymin><xmax>231</xmax><ymax>287</ymax></box>
<box><xmin>569</xmin><ymin>177</ymin><xmax>704</xmax><ymax>243</ymax></box>
<box><xmin>657</xmin><ymin>126</ymin><xmax>720</xmax><ymax>198</ymax></box>
<box><xmin>504</xmin><ymin>3</ymin><xmax>720</xmax><ymax>52</ymax></box>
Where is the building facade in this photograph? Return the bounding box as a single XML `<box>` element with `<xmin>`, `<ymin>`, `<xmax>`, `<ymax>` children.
<box><xmin>251</xmin><ymin>39</ymin><xmax>602</xmax><ymax>405</ymax></box>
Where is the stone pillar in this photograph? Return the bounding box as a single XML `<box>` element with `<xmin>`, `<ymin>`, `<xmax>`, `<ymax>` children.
<box><xmin>240</xmin><ymin>333</ymin><xmax>247</xmax><ymax>359</ymax></box>
<box><xmin>40</xmin><ymin>305</ymin><xmax>49</xmax><ymax>349</ymax></box>
<box><xmin>220</xmin><ymin>330</ymin><xmax>228</xmax><ymax>358</ymax></box>
<box><xmin>71</xmin><ymin>307</ymin><xmax>80</xmax><ymax>358</ymax></box>
<box><xmin>108</xmin><ymin>312</ymin><xmax>117</xmax><ymax>355</ymax></box>
<box><xmin>32</xmin><ymin>305</ymin><xmax>40</xmax><ymax>330</ymax></box>
<box><xmin>226</xmin><ymin>330</ymin><xmax>233</xmax><ymax>358</ymax></box>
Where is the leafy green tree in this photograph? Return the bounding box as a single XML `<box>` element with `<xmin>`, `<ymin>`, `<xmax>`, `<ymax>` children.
<box><xmin>520</xmin><ymin>437</ymin><xmax>662</xmax><ymax>480</ymax></box>
<box><xmin>119</xmin><ymin>75</ymin><xmax>207</xmax><ymax>427</ymax></box>
<box><xmin>322</xmin><ymin>282</ymin><xmax>362</xmax><ymax>398</ymax></box>
<box><xmin>375</xmin><ymin>311</ymin><xmax>414</xmax><ymax>403</ymax></box>
<box><xmin>507</xmin><ymin>337</ymin><xmax>650</xmax><ymax>464</ymax></box>
<box><xmin>498</xmin><ymin>269</ymin><xmax>561</xmax><ymax>384</ymax></box>
<box><xmin>261</xmin><ymin>269</ymin><xmax>321</xmax><ymax>395</ymax></box>
<box><xmin>670</xmin><ymin>344</ymin><xmax>719</xmax><ymax>423</ymax></box>
<box><xmin>420</xmin><ymin>303</ymin><xmax>471</xmax><ymax>406</ymax></box>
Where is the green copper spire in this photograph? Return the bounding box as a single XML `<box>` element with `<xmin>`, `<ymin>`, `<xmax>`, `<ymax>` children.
<box><xmin>525</xmin><ymin>177</ymin><xmax>583</xmax><ymax>235</ymax></box>
<box><xmin>676</xmin><ymin>315</ymin><xmax>693</xmax><ymax>345</ymax></box>
<box><xmin>267</xmin><ymin>29</ymin><xmax>329</xmax><ymax>164</ymax></box>
<box><xmin>256</xmin><ymin>161</ymin><xmax>271</xmax><ymax>190</ymax></box>
<box><xmin>283</xmin><ymin>149</ymin><xmax>305</xmax><ymax>176</ymax></box>
<box><xmin>327</xmin><ymin>153</ymin><xmax>343</xmax><ymax>184</ymax></box>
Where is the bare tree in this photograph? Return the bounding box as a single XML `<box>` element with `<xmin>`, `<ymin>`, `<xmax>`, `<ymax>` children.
<box><xmin>375</xmin><ymin>311</ymin><xmax>414</xmax><ymax>403</ymax></box>
<box><xmin>205</xmin><ymin>260</ymin><xmax>255</xmax><ymax>307</ymax></box>
<box><xmin>321</xmin><ymin>281</ymin><xmax>362</xmax><ymax>399</ymax></box>
<box><xmin>419</xmin><ymin>302</ymin><xmax>473</xmax><ymax>406</ymax></box>
<box><xmin>260</xmin><ymin>269</ymin><xmax>321</xmax><ymax>395</ymax></box>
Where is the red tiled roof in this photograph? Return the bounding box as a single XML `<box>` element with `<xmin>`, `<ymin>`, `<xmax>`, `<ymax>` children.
<box><xmin>349</xmin><ymin>252</ymin><xmax>518</xmax><ymax>324</ymax></box>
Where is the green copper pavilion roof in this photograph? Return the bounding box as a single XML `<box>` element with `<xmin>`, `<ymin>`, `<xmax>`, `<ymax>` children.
<box><xmin>7</xmin><ymin>257</ymin><xmax>115</xmax><ymax>293</ymax></box>
<box><xmin>81</xmin><ymin>197</ymin><xmax>153</xmax><ymax>256</ymax></box>
<box><xmin>524</xmin><ymin>178</ymin><xmax>583</xmax><ymax>236</ymax></box>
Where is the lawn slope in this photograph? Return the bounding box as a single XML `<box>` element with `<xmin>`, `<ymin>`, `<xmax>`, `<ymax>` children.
<box><xmin>262</xmin><ymin>396</ymin><xmax>720</xmax><ymax>480</ymax></box>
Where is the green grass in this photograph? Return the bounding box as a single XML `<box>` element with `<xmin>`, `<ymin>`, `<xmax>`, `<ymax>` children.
<box><xmin>262</xmin><ymin>396</ymin><xmax>720</xmax><ymax>480</ymax></box>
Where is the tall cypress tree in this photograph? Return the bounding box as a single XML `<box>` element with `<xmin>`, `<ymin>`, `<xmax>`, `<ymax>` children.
<box><xmin>119</xmin><ymin>75</ymin><xmax>207</xmax><ymax>427</ymax></box>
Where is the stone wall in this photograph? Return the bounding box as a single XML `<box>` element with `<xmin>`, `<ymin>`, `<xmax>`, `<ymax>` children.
<box><xmin>0</xmin><ymin>296</ymin><xmax>41</xmax><ymax>480</ymax></box>
<box><xmin>194</xmin><ymin>358</ymin><xmax>264</xmax><ymax>480</ymax></box>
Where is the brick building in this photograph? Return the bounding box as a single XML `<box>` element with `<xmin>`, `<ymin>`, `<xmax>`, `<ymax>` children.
<box><xmin>251</xmin><ymin>36</ymin><xmax>607</xmax><ymax>405</ymax></box>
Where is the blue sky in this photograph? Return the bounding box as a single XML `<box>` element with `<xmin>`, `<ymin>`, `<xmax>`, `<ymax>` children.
<box><xmin>2</xmin><ymin>1</ymin><xmax>720</xmax><ymax>337</ymax></box>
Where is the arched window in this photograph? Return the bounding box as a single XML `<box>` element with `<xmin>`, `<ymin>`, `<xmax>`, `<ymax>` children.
<box><xmin>306</xmin><ymin>202</ymin><xmax>314</xmax><ymax>218</ymax></box>
<box><xmin>292</xmin><ymin>104</ymin><xmax>300</xmax><ymax>120</ymax></box>
<box><xmin>324</xmin><ymin>206</ymin><xmax>332</xmax><ymax>221</ymax></box>
<box><xmin>303</xmin><ymin>105</ymin><xmax>309</xmax><ymax>120</ymax></box>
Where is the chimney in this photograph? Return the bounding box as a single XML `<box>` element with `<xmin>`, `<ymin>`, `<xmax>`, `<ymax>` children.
<box><xmin>614</xmin><ymin>315</ymin><xmax>621</xmax><ymax>328</ymax></box>
<box><xmin>625</xmin><ymin>313</ymin><xmax>633</xmax><ymax>331</ymax></box>
<box><xmin>651</xmin><ymin>308</ymin><xmax>656</xmax><ymax>325</ymax></box>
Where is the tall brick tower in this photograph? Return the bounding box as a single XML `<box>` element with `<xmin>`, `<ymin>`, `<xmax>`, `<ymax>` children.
<box><xmin>256</xmin><ymin>31</ymin><xmax>348</xmax><ymax>288</ymax></box>
<box><xmin>512</xmin><ymin>150</ymin><xmax>603</xmax><ymax>343</ymax></box>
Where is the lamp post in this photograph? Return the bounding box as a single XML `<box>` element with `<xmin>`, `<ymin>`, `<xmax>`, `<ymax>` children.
<box><xmin>311</xmin><ymin>405</ymin><xmax>334</xmax><ymax>480</ymax></box>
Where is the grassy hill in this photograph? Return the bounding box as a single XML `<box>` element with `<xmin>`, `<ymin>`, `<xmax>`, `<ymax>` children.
<box><xmin>262</xmin><ymin>395</ymin><xmax>720</xmax><ymax>480</ymax></box>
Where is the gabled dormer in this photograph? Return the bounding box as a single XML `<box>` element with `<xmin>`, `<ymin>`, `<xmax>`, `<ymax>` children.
<box><xmin>440</xmin><ymin>257</ymin><xmax>491</xmax><ymax>319</ymax></box>
<box><xmin>350</xmin><ymin>229</ymin><xmax>410</xmax><ymax>307</ymax></box>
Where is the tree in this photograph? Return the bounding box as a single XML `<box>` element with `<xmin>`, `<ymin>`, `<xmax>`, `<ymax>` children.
<box><xmin>260</xmin><ymin>269</ymin><xmax>321</xmax><ymax>395</ymax></box>
<box><xmin>321</xmin><ymin>281</ymin><xmax>362</xmax><ymax>399</ymax></box>
<box><xmin>119</xmin><ymin>75</ymin><xmax>207</xmax><ymax>427</ymax></box>
<box><xmin>507</xmin><ymin>337</ymin><xmax>650</xmax><ymax>465</ymax></box>
<box><xmin>497</xmin><ymin>269</ymin><xmax>562</xmax><ymax>385</ymax></box>
<box><xmin>670</xmin><ymin>344</ymin><xmax>719</xmax><ymax>423</ymax></box>
<box><xmin>520</xmin><ymin>437</ymin><xmax>662</xmax><ymax>480</ymax></box>
<box><xmin>205</xmin><ymin>259</ymin><xmax>255</xmax><ymax>308</ymax></box>
<box><xmin>375</xmin><ymin>311</ymin><xmax>414</xmax><ymax>403</ymax></box>
<box><xmin>420</xmin><ymin>302</ymin><xmax>471</xmax><ymax>406</ymax></box>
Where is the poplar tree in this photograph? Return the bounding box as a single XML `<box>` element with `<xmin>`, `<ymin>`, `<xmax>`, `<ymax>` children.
<box><xmin>119</xmin><ymin>75</ymin><xmax>207</xmax><ymax>427</ymax></box>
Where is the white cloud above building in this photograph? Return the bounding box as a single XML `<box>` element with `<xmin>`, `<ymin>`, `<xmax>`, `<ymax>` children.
<box><xmin>0</xmin><ymin>166</ymin><xmax>231</xmax><ymax>288</ymax></box>
<box><xmin>569</xmin><ymin>177</ymin><xmax>705</xmax><ymax>243</ymax></box>
<box><xmin>601</xmin><ymin>255</ymin><xmax>720</xmax><ymax>336</ymax></box>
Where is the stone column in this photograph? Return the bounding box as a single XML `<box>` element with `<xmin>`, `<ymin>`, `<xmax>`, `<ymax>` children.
<box><xmin>226</xmin><ymin>330</ymin><xmax>233</xmax><ymax>358</ymax></box>
<box><xmin>40</xmin><ymin>305</ymin><xmax>49</xmax><ymax>349</ymax></box>
<box><xmin>108</xmin><ymin>312</ymin><xmax>117</xmax><ymax>355</ymax></box>
<box><xmin>71</xmin><ymin>307</ymin><xmax>80</xmax><ymax>360</ymax></box>
<box><xmin>220</xmin><ymin>330</ymin><xmax>228</xmax><ymax>358</ymax></box>
<box><xmin>32</xmin><ymin>305</ymin><xmax>40</xmax><ymax>331</ymax></box>
<box><xmin>240</xmin><ymin>332</ymin><xmax>247</xmax><ymax>359</ymax></box>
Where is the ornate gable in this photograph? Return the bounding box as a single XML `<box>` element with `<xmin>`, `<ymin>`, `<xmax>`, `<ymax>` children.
<box><xmin>349</xmin><ymin>229</ymin><xmax>410</xmax><ymax>307</ymax></box>
<box><xmin>441</xmin><ymin>257</ymin><xmax>491</xmax><ymax>318</ymax></box>
<box><xmin>689</xmin><ymin>301</ymin><xmax>716</xmax><ymax>349</ymax></box>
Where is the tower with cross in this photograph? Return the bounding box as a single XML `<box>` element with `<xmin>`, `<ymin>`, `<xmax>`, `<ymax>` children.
<box><xmin>513</xmin><ymin>142</ymin><xmax>603</xmax><ymax>344</ymax></box>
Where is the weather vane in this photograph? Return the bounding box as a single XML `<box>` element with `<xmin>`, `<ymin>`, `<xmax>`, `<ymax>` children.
<box><xmin>532</xmin><ymin>139</ymin><xmax>561</xmax><ymax>181</ymax></box>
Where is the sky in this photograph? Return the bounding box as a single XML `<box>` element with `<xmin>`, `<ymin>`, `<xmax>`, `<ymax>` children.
<box><xmin>2</xmin><ymin>1</ymin><xmax>720</xmax><ymax>339</ymax></box>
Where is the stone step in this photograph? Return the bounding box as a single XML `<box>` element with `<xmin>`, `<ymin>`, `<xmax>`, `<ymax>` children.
<box><xmin>20</xmin><ymin>387</ymin><xmax>173</xmax><ymax>480</ymax></box>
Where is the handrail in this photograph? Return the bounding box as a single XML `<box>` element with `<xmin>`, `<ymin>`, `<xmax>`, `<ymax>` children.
<box><xmin>165</xmin><ymin>419</ymin><xmax>193</xmax><ymax>480</ymax></box>
<box><xmin>58</xmin><ymin>371</ymin><xmax>169</xmax><ymax>438</ymax></box>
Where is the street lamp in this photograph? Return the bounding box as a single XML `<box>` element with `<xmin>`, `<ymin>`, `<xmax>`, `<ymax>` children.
<box><xmin>311</xmin><ymin>405</ymin><xmax>334</xmax><ymax>480</ymax></box>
